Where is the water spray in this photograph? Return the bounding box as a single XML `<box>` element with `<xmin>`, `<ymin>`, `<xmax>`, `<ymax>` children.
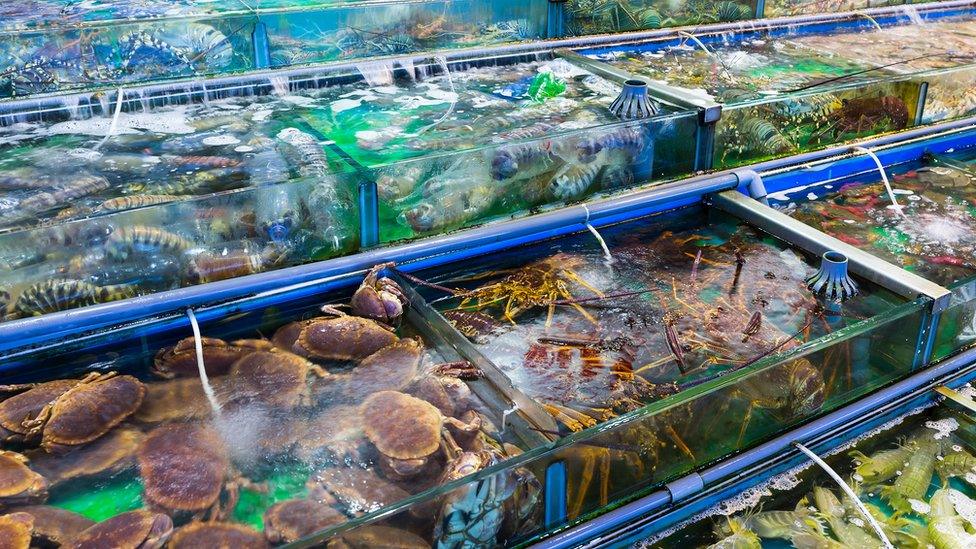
<box><xmin>186</xmin><ymin>308</ymin><xmax>222</xmax><ymax>416</ymax></box>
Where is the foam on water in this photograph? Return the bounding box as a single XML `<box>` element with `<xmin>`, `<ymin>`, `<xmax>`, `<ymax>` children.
<box><xmin>42</xmin><ymin>108</ymin><xmax>195</xmax><ymax>136</ymax></box>
<box><xmin>949</xmin><ymin>489</ymin><xmax>976</xmax><ymax>527</ymax></box>
<box><xmin>925</xmin><ymin>417</ymin><xmax>960</xmax><ymax>440</ymax></box>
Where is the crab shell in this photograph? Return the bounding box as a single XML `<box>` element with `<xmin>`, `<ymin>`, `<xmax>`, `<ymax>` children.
<box><xmin>137</xmin><ymin>423</ymin><xmax>229</xmax><ymax>515</ymax></box>
<box><xmin>135</xmin><ymin>378</ymin><xmax>219</xmax><ymax>424</ymax></box>
<box><xmin>360</xmin><ymin>391</ymin><xmax>442</xmax><ymax>461</ymax></box>
<box><xmin>66</xmin><ymin>510</ymin><xmax>173</xmax><ymax>549</ymax></box>
<box><xmin>152</xmin><ymin>337</ymin><xmax>255</xmax><ymax>379</ymax></box>
<box><xmin>326</xmin><ymin>525</ymin><xmax>430</xmax><ymax>549</ymax></box>
<box><xmin>343</xmin><ymin>338</ymin><xmax>422</xmax><ymax>398</ymax></box>
<box><xmin>7</xmin><ymin>506</ymin><xmax>93</xmax><ymax>547</ymax></box>
<box><xmin>28</xmin><ymin>427</ymin><xmax>143</xmax><ymax>487</ymax></box>
<box><xmin>270</xmin><ymin>320</ymin><xmax>318</xmax><ymax>358</ymax></box>
<box><xmin>297</xmin><ymin>316</ymin><xmax>398</xmax><ymax>362</ymax></box>
<box><xmin>0</xmin><ymin>379</ymin><xmax>79</xmax><ymax>442</ymax></box>
<box><xmin>306</xmin><ymin>467</ymin><xmax>409</xmax><ymax>515</ymax></box>
<box><xmin>0</xmin><ymin>512</ymin><xmax>33</xmax><ymax>548</ymax></box>
<box><xmin>0</xmin><ymin>451</ymin><xmax>48</xmax><ymax>507</ymax></box>
<box><xmin>168</xmin><ymin>521</ymin><xmax>267</xmax><ymax>549</ymax></box>
<box><xmin>263</xmin><ymin>499</ymin><xmax>345</xmax><ymax>545</ymax></box>
<box><xmin>405</xmin><ymin>375</ymin><xmax>472</xmax><ymax>419</ymax></box>
<box><xmin>33</xmin><ymin>374</ymin><xmax>145</xmax><ymax>454</ymax></box>
<box><xmin>226</xmin><ymin>350</ymin><xmax>323</xmax><ymax>410</ymax></box>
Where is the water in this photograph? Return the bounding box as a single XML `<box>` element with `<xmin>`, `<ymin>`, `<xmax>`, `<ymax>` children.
<box><xmin>10</xmin><ymin>285</ymin><xmax>530</xmax><ymax>544</ymax></box>
<box><xmin>425</xmin><ymin>209</ymin><xmax>907</xmax><ymax>437</ymax></box>
<box><xmin>773</xmin><ymin>155</ymin><xmax>976</xmax><ymax>288</ymax></box>
<box><xmin>643</xmin><ymin>398</ymin><xmax>976</xmax><ymax>548</ymax></box>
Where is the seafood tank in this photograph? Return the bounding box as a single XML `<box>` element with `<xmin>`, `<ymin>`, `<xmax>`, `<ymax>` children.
<box><xmin>0</xmin><ymin>267</ymin><xmax>546</xmax><ymax>547</ymax></box>
<box><xmin>0</xmin><ymin>81</ymin><xmax>372</xmax><ymax>321</ymax></box>
<box><xmin>772</xmin><ymin>149</ymin><xmax>976</xmax><ymax>366</ymax></box>
<box><xmin>293</xmin><ymin>52</ymin><xmax>700</xmax><ymax>242</ymax></box>
<box><xmin>0</xmin><ymin>0</ymin><xmax>547</xmax><ymax>98</ymax></box>
<box><xmin>337</xmin><ymin>204</ymin><xmax>933</xmax><ymax>544</ymax></box>
<box><xmin>561</xmin><ymin>0</ymin><xmax>759</xmax><ymax>36</ymax></box>
<box><xmin>578</xmin><ymin>9</ymin><xmax>976</xmax><ymax>167</ymax></box>
<box><xmin>641</xmin><ymin>388</ymin><xmax>976</xmax><ymax>549</ymax></box>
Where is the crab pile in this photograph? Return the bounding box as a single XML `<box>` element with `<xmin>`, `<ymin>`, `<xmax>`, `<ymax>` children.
<box><xmin>0</xmin><ymin>264</ymin><xmax>539</xmax><ymax>547</ymax></box>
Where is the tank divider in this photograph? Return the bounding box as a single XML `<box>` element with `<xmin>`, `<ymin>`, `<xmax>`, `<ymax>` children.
<box><xmin>391</xmin><ymin>272</ymin><xmax>559</xmax><ymax>447</ymax></box>
<box><xmin>709</xmin><ymin>189</ymin><xmax>952</xmax><ymax>313</ymax></box>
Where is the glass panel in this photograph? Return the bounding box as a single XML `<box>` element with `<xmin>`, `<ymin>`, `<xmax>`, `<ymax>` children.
<box><xmin>644</xmin><ymin>396</ymin><xmax>976</xmax><ymax>547</ymax></box>
<box><xmin>264</xmin><ymin>0</ymin><xmax>547</xmax><ymax>66</ymax></box>
<box><xmin>765</xmin><ymin>0</ymin><xmax>907</xmax><ymax>17</ymax></box>
<box><xmin>921</xmin><ymin>64</ymin><xmax>976</xmax><ymax>125</ymax></box>
<box><xmin>579</xmin><ymin>12</ymin><xmax>976</xmax><ymax>168</ymax></box>
<box><xmin>770</xmin><ymin>152</ymin><xmax>976</xmax><ymax>363</ymax></box>
<box><xmin>413</xmin><ymin>206</ymin><xmax>913</xmax><ymax>436</ymax></box>
<box><xmin>0</xmin><ymin>173</ymin><xmax>360</xmax><ymax>320</ymax></box>
<box><xmin>0</xmin><ymin>17</ymin><xmax>258</xmax><ymax>98</ymax></box>
<box><xmin>285</xmin><ymin>51</ymin><xmax>700</xmax><ymax>242</ymax></box>
<box><xmin>301</xmin><ymin>288</ymin><xmax>928</xmax><ymax>546</ymax></box>
<box><xmin>0</xmin><ymin>274</ymin><xmax>539</xmax><ymax>544</ymax></box>
<box><xmin>716</xmin><ymin>81</ymin><xmax>924</xmax><ymax>168</ymax></box>
<box><xmin>562</xmin><ymin>0</ymin><xmax>759</xmax><ymax>36</ymax></box>
<box><xmin>0</xmin><ymin>77</ymin><xmax>380</xmax><ymax>321</ymax></box>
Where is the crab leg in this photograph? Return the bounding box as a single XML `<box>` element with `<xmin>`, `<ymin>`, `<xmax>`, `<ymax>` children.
<box><xmin>665</xmin><ymin>425</ymin><xmax>695</xmax><ymax>460</ymax></box>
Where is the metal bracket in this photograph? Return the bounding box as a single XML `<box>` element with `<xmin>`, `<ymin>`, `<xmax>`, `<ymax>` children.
<box><xmin>935</xmin><ymin>385</ymin><xmax>976</xmax><ymax>414</ymax></box>
<box><xmin>914</xmin><ymin>81</ymin><xmax>929</xmax><ymax>126</ymax></box>
<box><xmin>710</xmin><ymin>190</ymin><xmax>952</xmax><ymax>313</ymax></box>
<box><xmin>252</xmin><ymin>21</ymin><xmax>271</xmax><ymax>69</ymax></box>
<box><xmin>545</xmin><ymin>461</ymin><xmax>569</xmax><ymax>527</ymax></box>
<box><xmin>547</xmin><ymin>0</ymin><xmax>567</xmax><ymax>39</ymax></box>
<box><xmin>665</xmin><ymin>472</ymin><xmax>704</xmax><ymax>504</ymax></box>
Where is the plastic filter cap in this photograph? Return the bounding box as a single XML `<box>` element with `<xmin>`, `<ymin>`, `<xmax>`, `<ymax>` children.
<box><xmin>609</xmin><ymin>79</ymin><xmax>659</xmax><ymax>120</ymax></box>
<box><xmin>807</xmin><ymin>251</ymin><xmax>859</xmax><ymax>302</ymax></box>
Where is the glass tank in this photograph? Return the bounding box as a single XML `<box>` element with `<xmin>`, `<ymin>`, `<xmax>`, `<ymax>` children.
<box><xmin>0</xmin><ymin>270</ymin><xmax>545</xmax><ymax>547</ymax></box>
<box><xmin>577</xmin><ymin>11</ymin><xmax>976</xmax><ymax>168</ymax></box>
<box><xmin>0</xmin><ymin>85</ymin><xmax>364</xmax><ymax>321</ymax></box>
<box><xmin>561</xmin><ymin>0</ymin><xmax>759</xmax><ymax>36</ymax></box>
<box><xmin>0</xmin><ymin>206</ymin><xmax>932</xmax><ymax>547</ymax></box>
<box><xmin>288</xmin><ymin>51</ymin><xmax>701</xmax><ymax>243</ymax></box>
<box><xmin>643</xmin><ymin>390</ymin><xmax>976</xmax><ymax>549</ymax></box>
<box><xmin>772</xmin><ymin>150</ymin><xmax>976</xmax><ymax>364</ymax></box>
<box><xmin>0</xmin><ymin>0</ymin><xmax>548</xmax><ymax>99</ymax></box>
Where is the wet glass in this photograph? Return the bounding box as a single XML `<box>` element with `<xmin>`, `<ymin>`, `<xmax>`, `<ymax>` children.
<box><xmin>644</xmin><ymin>396</ymin><xmax>976</xmax><ymax>548</ymax></box>
<box><xmin>772</xmin><ymin>152</ymin><xmax>976</xmax><ymax>363</ymax></box>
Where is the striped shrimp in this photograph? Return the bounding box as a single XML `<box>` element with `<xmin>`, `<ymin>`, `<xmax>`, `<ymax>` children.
<box><xmin>743</xmin><ymin>503</ymin><xmax>824</xmax><ymax>539</ymax></box>
<box><xmin>164</xmin><ymin>155</ymin><xmax>241</xmax><ymax>169</ymax></box>
<box><xmin>881</xmin><ymin>438</ymin><xmax>939</xmax><ymax>515</ymax></box>
<box><xmin>96</xmin><ymin>195</ymin><xmax>188</xmax><ymax>212</ymax></box>
<box><xmin>104</xmin><ymin>226</ymin><xmax>193</xmax><ymax>260</ymax></box>
<box><xmin>13</xmin><ymin>279</ymin><xmax>135</xmax><ymax>317</ymax></box>
<box><xmin>812</xmin><ymin>487</ymin><xmax>883</xmax><ymax>548</ymax></box>
<box><xmin>928</xmin><ymin>488</ymin><xmax>976</xmax><ymax>549</ymax></box>
<box><xmin>850</xmin><ymin>443</ymin><xmax>914</xmax><ymax>484</ymax></box>
<box><xmin>707</xmin><ymin>516</ymin><xmax>760</xmax><ymax>549</ymax></box>
<box><xmin>548</xmin><ymin>154</ymin><xmax>606</xmax><ymax>201</ymax></box>
<box><xmin>936</xmin><ymin>449</ymin><xmax>976</xmax><ymax>483</ymax></box>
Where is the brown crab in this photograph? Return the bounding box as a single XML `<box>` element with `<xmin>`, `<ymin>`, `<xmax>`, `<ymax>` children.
<box><xmin>27</xmin><ymin>427</ymin><xmax>142</xmax><ymax>487</ymax></box>
<box><xmin>361</xmin><ymin>391</ymin><xmax>481</xmax><ymax>480</ymax></box>
<box><xmin>66</xmin><ymin>510</ymin><xmax>173</xmax><ymax>549</ymax></box>
<box><xmin>24</xmin><ymin>372</ymin><xmax>145</xmax><ymax>454</ymax></box>
<box><xmin>6</xmin><ymin>506</ymin><xmax>93</xmax><ymax>547</ymax></box>
<box><xmin>138</xmin><ymin>423</ymin><xmax>257</xmax><ymax>520</ymax></box>
<box><xmin>152</xmin><ymin>337</ymin><xmax>258</xmax><ymax>379</ymax></box>
<box><xmin>297</xmin><ymin>309</ymin><xmax>399</xmax><ymax>363</ymax></box>
<box><xmin>168</xmin><ymin>521</ymin><xmax>267</xmax><ymax>549</ymax></box>
<box><xmin>135</xmin><ymin>378</ymin><xmax>219</xmax><ymax>424</ymax></box>
<box><xmin>306</xmin><ymin>467</ymin><xmax>409</xmax><ymax>515</ymax></box>
<box><xmin>270</xmin><ymin>319</ymin><xmax>319</xmax><ymax>358</ymax></box>
<box><xmin>350</xmin><ymin>263</ymin><xmax>409</xmax><ymax>326</ymax></box>
<box><xmin>0</xmin><ymin>511</ymin><xmax>33</xmax><ymax>548</ymax></box>
<box><xmin>404</xmin><ymin>372</ymin><xmax>474</xmax><ymax>419</ymax></box>
<box><xmin>0</xmin><ymin>379</ymin><xmax>80</xmax><ymax>444</ymax></box>
<box><xmin>0</xmin><ymin>451</ymin><xmax>47</xmax><ymax>508</ymax></box>
<box><xmin>342</xmin><ymin>338</ymin><xmax>423</xmax><ymax>398</ymax></box>
<box><xmin>223</xmin><ymin>350</ymin><xmax>329</xmax><ymax>410</ymax></box>
<box><xmin>264</xmin><ymin>499</ymin><xmax>345</xmax><ymax>544</ymax></box>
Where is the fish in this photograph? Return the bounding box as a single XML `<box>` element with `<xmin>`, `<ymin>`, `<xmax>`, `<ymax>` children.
<box><xmin>13</xmin><ymin>279</ymin><xmax>135</xmax><ymax>317</ymax></box>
